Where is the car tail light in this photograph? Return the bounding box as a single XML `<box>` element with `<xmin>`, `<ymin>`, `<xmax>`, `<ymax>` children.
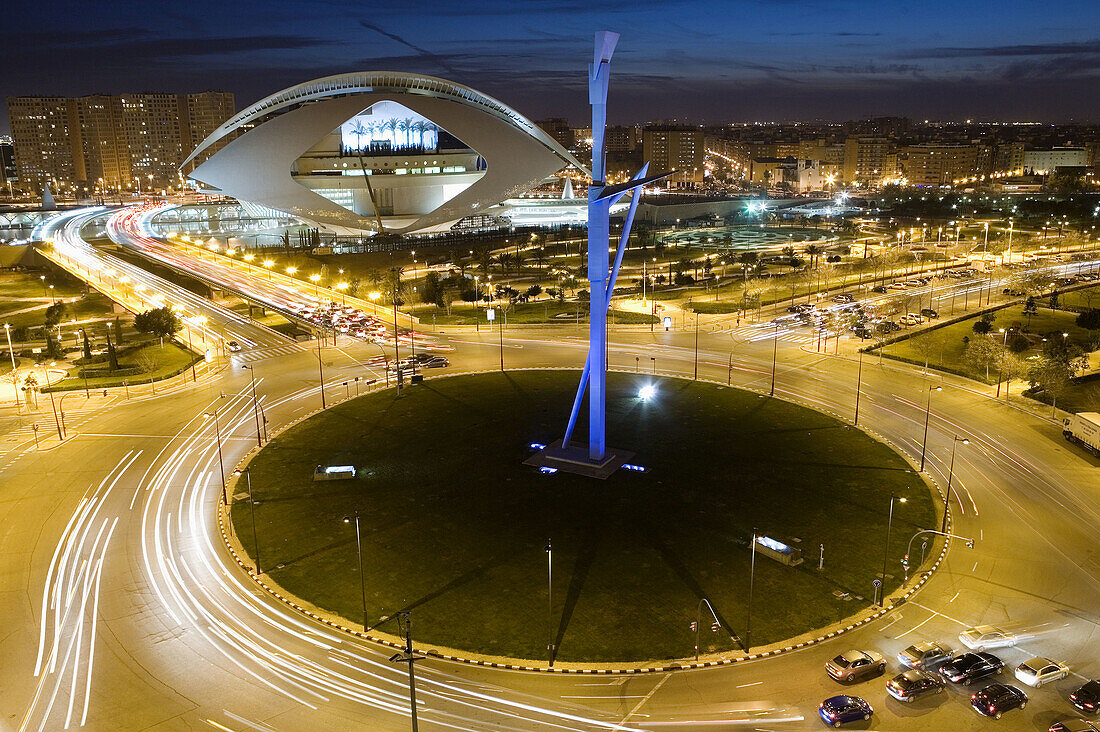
<box><xmin>989</xmin><ymin>704</ymin><xmax>996</xmax><ymax>713</ymax></box>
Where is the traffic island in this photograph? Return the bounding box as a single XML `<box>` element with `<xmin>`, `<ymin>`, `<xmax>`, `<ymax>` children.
<box><xmin>230</xmin><ymin>370</ymin><xmax>935</xmax><ymax>664</ymax></box>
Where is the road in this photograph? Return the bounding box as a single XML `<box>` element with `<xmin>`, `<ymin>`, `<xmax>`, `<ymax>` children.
<box><xmin>37</xmin><ymin>208</ymin><xmax>292</xmax><ymax>352</ymax></box>
<box><xmin>2</xmin><ymin>211</ymin><xmax>1099</xmax><ymax>730</ymax></box>
<box><xmin>1</xmin><ymin>311</ymin><xmax>1098</xmax><ymax>730</ymax></box>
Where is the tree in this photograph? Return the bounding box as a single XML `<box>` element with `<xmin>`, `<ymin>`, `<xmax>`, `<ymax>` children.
<box><xmin>1076</xmin><ymin>309</ymin><xmax>1100</xmax><ymax>331</ymax></box>
<box><xmin>1006</xmin><ymin>333</ymin><xmax>1030</xmax><ymax>353</ymax></box>
<box><xmin>44</xmin><ymin>302</ymin><xmax>68</xmax><ymax>326</ymax></box>
<box><xmin>44</xmin><ymin>332</ymin><xmax>64</xmax><ymax>359</ymax></box>
<box><xmin>386</xmin><ymin>266</ymin><xmax>408</xmax><ymax>307</ymax></box>
<box><xmin>1023</xmin><ymin>297</ymin><xmax>1039</xmax><ymax>327</ymax></box>
<box><xmin>134</xmin><ymin>307</ymin><xmax>182</xmax><ymax>339</ymax></box>
<box><xmin>805</xmin><ymin>244</ymin><xmax>825</xmax><ymax>269</ymax></box>
<box><xmin>135</xmin><ymin>348</ymin><xmax>162</xmax><ymax>375</ymax></box>
<box><xmin>739</xmin><ymin>251</ymin><xmax>759</xmax><ymax>281</ymax></box>
<box><xmin>964</xmin><ymin>335</ymin><xmax>1000</xmax><ymax>380</ymax></box>
<box><xmin>1027</xmin><ymin>356</ymin><xmax>1076</xmax><ymax>412</ymax></box>
<box><xmin>525</xmin><ymin>284</ymin><xmax>542</xmax><ymax>299</ymax></box>
<box><xmin>912</xmin><ymin>332</ymin><xmax>939</xmax><ymax>370</ymax></box>
<box><xmin>972</xmin><ymin>312</ymin><xmax>996</xmax><ymax>334</ymax></box>
<box><xmin>1049</xmin><ymin>290</ymin><xmax>1060</xmax><ymax>311</ymax></box>
<box><xmin>421</xmin><ymin>271</ymin><xmax>443</xmax><ymax>306</ymax></box>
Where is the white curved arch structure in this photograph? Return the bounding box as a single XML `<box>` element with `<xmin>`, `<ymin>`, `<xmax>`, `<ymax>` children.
<box><xmin>182</xmin><ymin>72</ymin><xmax>586</xmax><ymax>234</ymax></box>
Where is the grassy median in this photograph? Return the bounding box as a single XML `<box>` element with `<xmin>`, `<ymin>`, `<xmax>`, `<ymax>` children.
<box><xmin>235</xmin><ymin>371</ymin><xmax>934</xmax><ymax>662</ymax></box>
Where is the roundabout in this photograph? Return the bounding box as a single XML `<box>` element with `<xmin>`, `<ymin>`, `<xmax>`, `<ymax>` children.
<box><xmin>231</xmin><ymin>370</ymin><xmax>935</xmax><ymax>665</ymax></box>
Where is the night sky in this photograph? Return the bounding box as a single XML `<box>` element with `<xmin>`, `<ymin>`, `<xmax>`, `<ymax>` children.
<box><xmin>6</xmin><ymin>0</ymin><xmax>1100</xmax><ymax>132</ymax></box>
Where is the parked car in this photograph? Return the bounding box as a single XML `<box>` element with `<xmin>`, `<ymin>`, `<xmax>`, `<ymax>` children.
<box><xmin>1070</xmin><ymin>679</ymin><xmax>1100</xmax><ymax>714</ymax></box>
<box><xmin>825</xmin><ymin>649</ymin><xmax>886</xmax><ymax>683</ymax></box>
<box><xmin>940</xmin><ymin>652</ymin><xmax>1004</xmax><ymax>684</ymax></box>
<box><xmin>832</xmin><ymin>294</ymin><xmax>854</xmax><ymax>303</ymax></box>
<box><xmin>899</xmin><ymin>313</ymin><xmax>923</xmax><ymax>326</ymax></box>
<box><xmin>1014</xmin><ymin>657</ymin><xmax>1070</xmax><ymax>688</ymax></box>
<box><xmin>920</xmin><ymin>308</ymin><xmax>939</xmax><ymax>319</ymax></box>
<box><xmin>853</xmin><ymin>327</ymin><xmax>873</xmax><ymax>340</ymax></box>
<box><xmin>818</xmin><ymin>695</ymin><xmax>873</xmax><ymax>727</ymax></box>
<box><xmin>1050</xmin><ymin>719</ymin><xmax>1100</xmax><ymax>732</ymax></box>
<box><xmin>959</xmin><ymin>625</ymin><xmax>1017</xmax><ymax>651</ymax></box>
<box><xmin>886</xmin><ymin>669</ymin><xmax>946</xmax><ymax>702</ymax></box>
<box><xmin>898</xmin><ymin>641</ymin><xmax>953</xmax><ymax>670</ymax></box>
<box><xmin>871</xmin><ymin>285</ymin><xmax>888</xmax><ymax>293</ymax></box>
<box><xmin>970</xmin><ymin>683</ymin><xmax>1027</xmax><ymax>719</ymax></box>
<box><xmin>423</xmin><ymin>356</ymin><xmax>449</xmax><ymax>368</ymax></box>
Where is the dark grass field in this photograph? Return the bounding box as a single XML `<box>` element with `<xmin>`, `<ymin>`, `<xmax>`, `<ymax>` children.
<box><xmin>234</xmin><ymin>371</ymin><xmax>934</xmax><ymax>662</ymax></box>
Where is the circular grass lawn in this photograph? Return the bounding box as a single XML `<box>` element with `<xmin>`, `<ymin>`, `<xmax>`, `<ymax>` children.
<box><xmin>233</xmin><ymin>370</ymin><xmax>934</xmax><ymax>663</ymax></box>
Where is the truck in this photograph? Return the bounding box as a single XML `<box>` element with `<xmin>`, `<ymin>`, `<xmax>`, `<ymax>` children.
<box><xmin>1063</xmin><ymin>412</ymin><xmax>1100</xmax><ymax>457</ymax></box>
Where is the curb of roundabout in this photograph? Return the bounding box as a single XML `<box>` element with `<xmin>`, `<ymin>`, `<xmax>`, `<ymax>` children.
<box><xmin>216</xmin><ymin>365</ymin><xmax>955</xmax><ymax>674</ymax></box>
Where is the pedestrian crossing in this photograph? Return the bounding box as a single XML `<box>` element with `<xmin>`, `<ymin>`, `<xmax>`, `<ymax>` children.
<box><xmin>725</xmin><ymin>323</ymin><xmax>842</xmax><ymax>347</ymax></box>
<box><xmin>0</xmin><ymin>398</ymin><xmax>120</xmax><ymax>448</ymax></box>
<box><xmin>235</xmin><ymin>343</ymin><xmax>311</xmax><ymax>362</ymax></box>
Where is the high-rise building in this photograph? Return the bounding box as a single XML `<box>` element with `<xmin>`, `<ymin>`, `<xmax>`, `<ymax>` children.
<box><xmin>0</xmin><ymin>135</ymin><xmax>17</xmax><ymax>192</ymax></box>
<box><xmin>535</xmin><ymin>118</ymin><xmax>575</xmax><ymax>150</ymax></box>
<box><xmin>6</xmin><ymin>96</ymin><xmax>82</xmax><ymax>193</ymax></box>
<box><xmin>843</xmin><ymin>136</ymin><xmax>891</xmax><ymax>186</ymax></box>
<box><xmin>604</xmin><ymin>126</ymin><xmax>636</xmax><ymax>153</ymax></box>
<box><xmin>6</xmin><ymin>91</ymin><xmax>234</xmax><ymax>192</ymax></box>
<box><xmin>643</xmin><ymin>125</ymin><xmax>703</xmax><ymax>186</ymax></box>
<box><xmin>902</xmin><ymin>144</ymin><xmax>979</xmax><ymax>187</ymax></box>
<box><xmin>1022</xmin><ymin>147</ymin><xmax>1087</xmax><ymax>172</ymax></box>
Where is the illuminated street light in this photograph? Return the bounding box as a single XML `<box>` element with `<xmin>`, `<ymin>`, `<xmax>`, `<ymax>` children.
<box><xmin>637</xmin><ymin>384</ymin><xmax>657</xmax><ymax>401</ymax></box>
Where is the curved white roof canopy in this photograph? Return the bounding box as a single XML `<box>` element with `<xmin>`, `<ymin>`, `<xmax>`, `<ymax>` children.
<box><xmin>183</xmin><ymin>72</ymin><xmax>587</xmax><ymax>234</ymax></box>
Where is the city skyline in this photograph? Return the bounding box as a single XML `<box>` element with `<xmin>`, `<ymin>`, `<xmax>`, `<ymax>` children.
<box><xmin>5</xmin><ymin>0</ymin><xmax>1100</xmax><ymax>133</ymax></box>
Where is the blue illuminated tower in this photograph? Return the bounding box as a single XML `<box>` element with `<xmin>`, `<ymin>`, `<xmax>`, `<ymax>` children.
<box><xmin>529</xmin><ymin>32</ymin><xmax>667</xmax><ymax>478</ymax></box>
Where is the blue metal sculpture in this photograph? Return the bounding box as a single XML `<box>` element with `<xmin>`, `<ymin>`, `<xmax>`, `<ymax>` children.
<box><xmin>549</xmin><ymin>31</ymin><xmax>669</xmax><ymax>472</ymax></box>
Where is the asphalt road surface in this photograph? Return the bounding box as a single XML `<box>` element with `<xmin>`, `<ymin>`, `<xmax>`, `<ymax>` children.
<box><xmin>2</xmin><ymin>219</ymin><xmax>1099</xmax><ymax>730</ymax></box>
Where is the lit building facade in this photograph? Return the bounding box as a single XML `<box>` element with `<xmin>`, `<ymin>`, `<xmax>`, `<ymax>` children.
<box><xmin>902</xmin><ymin>144</ymin><xmax>979</xmax><ymax>187</ymax></box>
<box><xmin>843</xmin><ymin>135</ymin><xmax>892</xmax><ymax>186</ymax></box>
<box><xmin>5</xmin><ymin>91</ymin><xmax>234</xmax><ymax>193</ymax></box>
<box><xmin>643</xmin><ymin>125</ymin><xmax>704</xmax><ymax>186</ymax></box>
<box><xmin>1022</xmin><ymin>147</ymin><xmax>1087</xmax><ymax>172</ymax></box>
<box><xmin>183</xmin><ymin>72</ymin><xmax>584</xmax><ymax>234</ymax></box>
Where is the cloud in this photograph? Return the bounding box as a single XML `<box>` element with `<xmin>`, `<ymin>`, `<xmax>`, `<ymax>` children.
<box><xmin>904</xmin><ymin>39</ymin><xmax>1100</xmax><ymax>58</ymax></box>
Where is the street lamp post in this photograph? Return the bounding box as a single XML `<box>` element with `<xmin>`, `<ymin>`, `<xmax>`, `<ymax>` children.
<box><xmin>42</xmin><ymin>367</ymin><xmax>64</xmax><ymax>439</ymax></box>
<box><xmin>693</xmin><ymin>313</ymin><xmax>700</xmax><ymax>380</ymax></box>
<box><xmin>390</xmin><ymin>612</ymin><xmax>423</xmax><ymax>732</ymax></box>
<box><xmin>241</xmin><ymin>364</ymin><xmax>265</xmax><ymax>445</ymax></box>
<box><xmin>546</xmin><ymin>539</ymin><xmax>555</xmax><ymax>667</ymax></box>
<box><xmin>746</xmin><ymin>529</ymin><xmax>757</xmax><ymax>653</ymax></box>
<box><xmin>343</xmin><ymin>511</ymin><xmax>368</xmax><ymax>631</ymax></box>
<box><xmin>920</xmin><ymin>386</ymin><xmax>943</xmax><ymax>471</ymax></box>
<box><xmin>853</xmin><ymin>349</ymin><xmax>865</xmax><ymax>425</ymax></box>
<box><xmin>316</xmin><ymin>336</ymin><xmax>327</xmax><ymax>409</ymax></box>
<box><xmin>878</xmin><ymin>494</ymin><xmax>906</xmax><ymax>606</ymax></box>
<box><xmin>942</xmin><ymin>435</ymin><xmax>968</xmax><ymax>533</ymax></box>
<box><xmin>769</xmin><ymin>321</ymin><xmax>779</xmax><ymax>396</ymax></box>
<box><xmin>995</xmin><ymin>328</ymin><xmax>1011</xmax><ymax>397</ymax></box>
<box><xmin>238</xmin><ymin>469</ymin><xmax>261</xmax><ymax>574</ymax></box>
<box><xmin>204</xmin><ymin>409</ymin><xmax>228</xmax><ymax>505</ymax></box>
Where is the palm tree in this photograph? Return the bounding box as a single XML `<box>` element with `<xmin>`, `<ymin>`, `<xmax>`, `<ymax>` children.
<box><xmin>512</xmin><ymin>250</ymin><xmax>525</xmax><ymax>274</ymax></box>
<box><xmin>739</xmin><ymin>251</ymin><xmax>759</xmax><ymax>281</ymax></box>
<box><xmin>386</xmin><ymin>266</ymin><xmax>407</xmax><ymax>305</ymax></box>
<box><xmin>805</xmin><ymin>244</ymin><xmax>825</xmax><ymax>270</ymax></box>
<box><xmin>474</xmin><ymin>245</ymin><xmax>493</xmax><ymax>274</ymax></box>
